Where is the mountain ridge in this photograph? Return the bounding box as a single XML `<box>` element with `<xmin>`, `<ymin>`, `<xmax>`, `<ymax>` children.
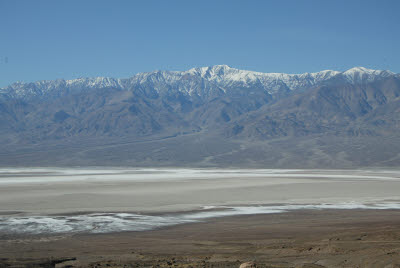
<box><xmin>1</xmin><ymin>65</ymin><xmax>400</xmax><ymax>168</ymax></box>
<box><xmin>2</xmin><ymin>65</ymin><xmax>396</xmax><ymax>100</ymax></box>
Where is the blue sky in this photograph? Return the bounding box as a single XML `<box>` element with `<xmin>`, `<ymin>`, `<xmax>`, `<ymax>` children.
<box><xmin>0</xmin><ymin>0</ymin><xmax>399</xmax><ymax>87</ymax></box>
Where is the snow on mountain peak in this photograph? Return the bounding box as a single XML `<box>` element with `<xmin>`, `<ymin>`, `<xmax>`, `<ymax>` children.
<box><xmin>345</xmin><ymin>66</ymin><xmax>377</xmax><ymax>74</ymax></box>
<box><xmin>342</xmin><ymin>66</ymin><xmax>394</xmax><ymax>83</ymax></box>
<box><xmin>183</xmin><ymin>66</ymin><xmax>343</xmax><ymax>93</ymax></box>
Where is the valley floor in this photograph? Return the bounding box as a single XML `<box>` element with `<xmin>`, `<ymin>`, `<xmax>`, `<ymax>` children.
<box><xmin>1</xmin><ymin>168</ymin><xmax>400</xmax><ymax>267</ymax></box>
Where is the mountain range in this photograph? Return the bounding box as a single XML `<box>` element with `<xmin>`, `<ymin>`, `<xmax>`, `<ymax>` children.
<box><xmin>1</xmin><ymin>65</ymin><xmax>400</xmax><ymax>168</ymax></box>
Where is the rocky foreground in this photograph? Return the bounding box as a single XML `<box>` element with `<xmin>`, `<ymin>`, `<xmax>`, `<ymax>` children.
<box><xmin>1</xmin><ymin>210</ymin><xmax>400</xmax><ymax>267</ymax></box>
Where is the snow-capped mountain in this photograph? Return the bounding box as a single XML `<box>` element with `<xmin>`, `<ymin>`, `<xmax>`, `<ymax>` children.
<box><xmin>1</xmin><ymin>65</ymin><xmax>396</xmax><ymax>100</ymax></box>
<box><xmin>341</xmin><ymin>67</ymin><xmax>395</xmax><ymax>83</ymax></box>
<box><xmin>184</xmin><ymin>65</ymin><xmax>341</xmax><ymax>93</ymax></box>
<box><xmin>1</xmin><ymin>65</ymin><xmax>400</xmax><ymax>168</ymax></box>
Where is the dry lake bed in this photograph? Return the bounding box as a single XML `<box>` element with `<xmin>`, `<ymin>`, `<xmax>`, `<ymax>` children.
<box><xmin>1</xmin><ymin>168</ymin><xmax>400</xmax><ymax>267</ymax></box>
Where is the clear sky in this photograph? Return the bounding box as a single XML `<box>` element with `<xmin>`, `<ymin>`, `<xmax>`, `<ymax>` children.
<box><xmin>0</xmin><ymin>0</ymin><xmax>399</xmax><ymax>87</ymax></box>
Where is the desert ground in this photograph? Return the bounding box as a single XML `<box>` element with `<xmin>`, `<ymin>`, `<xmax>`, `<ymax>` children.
<box><xmin>1</xmin><ymin>168</ymin><xmax>400</xmax><ymax>267</ymax></box>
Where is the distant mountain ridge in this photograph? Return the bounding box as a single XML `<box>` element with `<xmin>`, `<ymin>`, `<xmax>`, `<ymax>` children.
<box><xmin>0</xmin><ymin>65</ymin><xmax>399</xmax><ymax>168</ymax></box>
<box><xmin>2</xmin><ymin>65</ymin><xmax>396</xmax><ymax>100</ymax></box>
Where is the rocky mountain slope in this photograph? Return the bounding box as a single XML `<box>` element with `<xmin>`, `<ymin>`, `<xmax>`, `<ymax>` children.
<box><xmin>0</xmin><ymin>65</ymin><xmax>399</xmax><ymax>168</ymax></box>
